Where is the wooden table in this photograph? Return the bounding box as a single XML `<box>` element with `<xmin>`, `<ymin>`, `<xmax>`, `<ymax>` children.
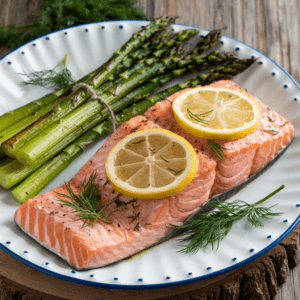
<box><xmin>0</xmin><ymin>0</ymin><xmax>299</xmax><ymax>299</ymax></box>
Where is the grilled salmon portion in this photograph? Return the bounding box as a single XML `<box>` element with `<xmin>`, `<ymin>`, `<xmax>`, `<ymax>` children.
<box><xmin>14</xmin><ymin>80</ymin><xmax>294</xmax><ymax>270</ymax></box>
<box><xmin>145</xmin><ymin>80</ymin><xmax>294</xmax><ymax>196</ymax></box>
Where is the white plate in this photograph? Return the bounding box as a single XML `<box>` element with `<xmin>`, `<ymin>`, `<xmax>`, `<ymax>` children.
<box><xmin>0</xmin><ymin>20</ymin><xmax>299</xmax><ymax>289</ymax></box>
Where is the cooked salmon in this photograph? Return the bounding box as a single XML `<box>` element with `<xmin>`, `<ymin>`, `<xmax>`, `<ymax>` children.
<box><xmin>14</xmin><ymin>80</ymin><xmax>295</xmax><ymax>270</ymax></box>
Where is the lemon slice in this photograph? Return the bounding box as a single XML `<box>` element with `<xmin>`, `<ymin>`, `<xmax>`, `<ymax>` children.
<box><xmin>105</xmin><ymin>129</ymin><xmax>198</xmax><ymax>199</ymax></box>
<box><xmin>172</xmin><ymin>86</ymin><xmax>262</xmax><ymax>140</ymax></box>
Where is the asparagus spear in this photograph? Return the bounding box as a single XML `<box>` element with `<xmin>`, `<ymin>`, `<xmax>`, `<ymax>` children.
<box><xmin>0</xmin><ymin>54</ymin><xmax>104</xmax><ymax>133</ymax></box>
<box><xmin>0</xmin><ymin>71</ymin><xmax>186</xmax><ymax>188</ymax></box>
<box><xmin>117</xmin><ymin>28</ymin><xmax>199</xmax><ymax>80</ymax></box>
<box><xmin>85</xmin><ymin>16</ymin><xmax>175</xmax><ymax>88</ymax></box>
<box><xmin>10</xmin><ymin>58</ymin><xmax>256</xmax><ymax>203</ymax></box>
<box><xmin>15</xmin><ymin>41</ymin><xmax>192</xmax><ymax>165</ymax></box>
<box><xmin>97</xmin><ymin>28</ymin><xmax>199</xmax><ymax>94</ymax></box>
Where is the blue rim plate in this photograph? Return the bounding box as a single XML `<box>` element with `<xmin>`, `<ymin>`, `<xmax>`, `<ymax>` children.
<box><xmin>0</xmin><ymin>20</ymin><xmax>299</xmax><ymax>290</ymax></box>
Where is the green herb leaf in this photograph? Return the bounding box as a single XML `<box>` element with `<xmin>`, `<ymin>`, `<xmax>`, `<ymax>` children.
<box><xmin>56</xmin><ymin>172</ymin><xmax>116</xmax><ymax>227</ymax></box>
<box><xmin>0</xmin><ymin>0</ymin><xmax>149</xmax><ymax>50</ymax></box>
<box><xmin>168</xmin><ymin>168</ymin><xmax>184</xmax><ymax>175</ymax></box>
<box><xmin>208</xmin><ymin>140</ymin><xmax>230</xmax><ymax>161</ymax></box>
<box><xmin>160</xmin><ymin>156</ymin><xmax>169</xmax><ymax>162</ymax></box>
<box><xmin>168</xmin><ymin>185</ymin><xmax>284</xmax><ymax>254</ymax></box>
<box><xmin>132</xmin><ymin>139</ymin><xmax>145</xmax><ymax>144</ymax></box>
<box><xmin>185</xmin><ymin>101</ymin><xmax>212</xmax><ymax>124</ymax></box>
<box><xmin>18</xmin><ymin>54</ymin><xmax>75</xmax><ymax>90</ymax></box>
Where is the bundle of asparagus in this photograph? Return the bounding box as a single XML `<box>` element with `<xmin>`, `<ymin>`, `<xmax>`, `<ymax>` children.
<box><xmin>0</xmin><ymin>16</ymin><xmax>256</xmax><ymax>203</ymax></box>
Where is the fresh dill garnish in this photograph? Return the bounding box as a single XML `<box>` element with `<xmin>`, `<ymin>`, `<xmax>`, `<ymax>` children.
<box><xmin>228</xmin><ymin>94</ymin><xmax>232</xmax><ymax>97</ymax></box>
<box><xmin>160</xmin><ymin>156</ymin><xmax>169</xmax><ymax>162</ymax></box>
<box><xmin>128</xmin><ymin>211</ymin><xmax>140</xmax><ymax>223</ymax></box>
<box><xmin>134</xmin><ymin>222</ymin><xmax>141</xmax><ymax>231</ymax></box>
<box><xmin>169</xmin><ymin>185</ymin><xmax>284</xmax><ymax>254</ymax></box>
<box><xmin>145</xmin><ymin>223</ymin><xmax>152</xmax><ymax>225</ymax></box>
<box><xmin>267</xmin><ymin>116</ymin><xmax>274</xmax><ymax>122</ymax></box>
<box><xmin>18</xmin><ymin>54</ymin><xmax>75</xmax><ymax>90</ymax></box>
<box><xmin>269</xmin><ymin>129</ymin><xmax>279</xmax><ymax>134</ymax></box>
<box><xmin>208</xmin><ymin>140</ymin><xmax>230</xmax><ymax>161</ymax></box>
<box><xmin>132</xmin><ymin>139</ymin><xmax>145</xmax><ymax>144</ymax></box>
<box><xmin>168</xmin><ymin>168</ymin><xmax>184</xmax><ymax>175</ymax></box>
<box><xmin>185</xmin><ymin>101</ymin><xmax>212</xmax><ymax>124</ymax></box>
<box><xmin>56</xmin><ymin>172</ymin><xmax>116</xmax><ymax>227</ymax></box>
<box><xmin>103</xmin><ymin>178</ymin><xmax>109</xmax><ymax>187</ymax></box>
<box><xmin>149</xmin><ymin>148</ymin><xmax>156</xmax><ymax>153</ymax></box>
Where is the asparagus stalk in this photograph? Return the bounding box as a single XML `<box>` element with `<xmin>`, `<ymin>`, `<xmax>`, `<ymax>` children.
<box><xmin>0</xmin><ymin>71</ymin><xmax>185</xmax><ymax>189</ymax></box>
<box><xmin>118</xmin><ymin>28</ymin><xmax>199</xmax><ymax>80</ymax></box>
<box><xmin>85</xmin><ymin>16</ymin><xmax>175</xmax><ymax>88</ymax></box>
<box><xmin>0</xmin><ymin>55</ymin><xmax>103</xmax><ymax>133</ymax></box>
<box><xmin>10</xmin><ymin>58</ymin><xmax>256</xmax><ymax>203</ymax></box>
<box><xmin>15</xmin><ymin>41</ymin><xmax>192</xmax><ymax>165</ymax></box>
<box><xmin>97</xmin><ymin>28</ymin><xmax>199</xmax><ymax>94</ymax></box>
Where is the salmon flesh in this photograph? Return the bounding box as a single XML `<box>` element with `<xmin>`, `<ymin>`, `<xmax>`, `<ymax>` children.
<box><xmin>14</xmin><ymin>80</ymin><xmax>295</xmax><ymax>270</ymax></box>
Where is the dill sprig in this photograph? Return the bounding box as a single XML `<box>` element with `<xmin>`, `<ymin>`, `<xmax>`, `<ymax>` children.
<box><xmin>168</xmin><ymin>168</ymin><xmax>184</xmax><ymax>175</ymax></box>
<box><xmin>208</xmin><ymin>139</ymin><xmax>230</xmax><ymax>161</ymax></box>
<box><xmin>18</xmin><ymin>54</ymin><xmax>75</xmax><ymax>90</ymax></box>
<box><xmin>132</xmin><ymin>139</ymin><xmax>145</xmax><ymax>144</ymax></box>
<box><xmin>56</xmin><ymin>172</ymin><xmax>116</xmax><ymax>227</ymax></box>
<box><xmin>184</xmin><ymin>101</ymin><xmax>212</xmax><ymax>124</ymax></box>
<box><xmin>169</xmin><ymin>185</ymin><xmax>284</xmax><ymax>254</ymax></box>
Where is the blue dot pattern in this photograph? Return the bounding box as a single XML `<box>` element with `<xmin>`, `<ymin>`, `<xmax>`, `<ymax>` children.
<box><xmin>72</xmin><ymin>270</ymin><xmax>76</xmax><ymax>274</ymax></box>
<box><xmin>236</xmin><ymin>47</ymin><xmax>240</xmax><ymax>50</ymax></box>
<box><xmin>102</xmin><ymin>26</ymin><xmax>105</xmax><ymax>29</ymax></box>
<box><xmin>24</xmin><ymin>251</ymin><xmax>28</xmax><ymax>253</ymax></box>
<box><xmin>22</xmin><ymin>52</ymin><xmax>25</xmax><ymax>55</ymax></box>
<box><xmin>188</xmin><ymin>272</ymin><xmax>193</xmax><ymax>275</ymax></box>
<box><xmin>6</xmin><ymin>241</ymin><xmax>10</xmax><ymax>244</ymax></box>
<box><xmin>207</xmin><ymin>267</ymin><xmax>212</xmax><ymax>270</ymax></box>
<box><xmin>33</xmin><ymin>44</ymin><xmax>36</xmax><ymax>46</ymax></box>
<box><xmin>267</xmin><ymin>235</ymin><xmax>272</xmax><ymax>238</ymax></box>
<box><xmin>45</xmin><ymin>262</ymin><xmax>49</xmax><ymax>265</ymax></box>
<box><xmin>90</xmin><ymin>275</ymin><xmax>94</xmax><ymax>277</ymax></box>
<box><xmin>284</xmin><ymin>220</ymin><xmax>288</xmax><ymax>222</ymax></box>
<box><xmin>114</xmin><ymin>277</ymin><xmax>118</xmax><ymax>281</ymax></box>
<box><xmin>251</xmin><ymin>55</ymin><xmax>255</xmax><ymax>59</ymax></box>
<box><xmin>294</xmin><ymin>98</ymin><xmax>298</xmax><ymax>101</ymax></box>
<box><xmin>259</xmin><ymin>61</ymin><xmax>263</xmax><ymax>65</ymax></box>
<box><xmin>138</xmin><ymin>278</ymin><xmax>143</xmax><ymax>282</ymax></box>
<box><xmin>85</xmin><ymin>29</ymin><xmax>88</xmax><ymax>32</ymax></box>
<box><xmin>220</xmin><ymin>41</ymin><xmax>224</xmax><ymax>44</ymax></box>
<box><xmin>296</xmin><ymin>204</ymin><xmax>300</xmax><ymax>207</ymax></box>
<box><xmin>46</xmin><ymin>37</ymin><xmax>50</xmax><ymax>40</ymax></box>
<box><xmin>272</xmin><ymin>72</ymin><xmax>276</xmax><ymax>76</ymax></box>
<box><xmin>8</xmin><ymin>62</ymin><xmax>11</xmax><ymax>65</ymax></box>
<box><xmin>119</xmin><ymin>25</ymin><xmax>123</xmax><ymax>29</ymax></box>
<box><xmin>166</xmin><ymin>276</ymin><xmax>170</xmax><ymax>279</ymax></box>
<box><xmin>232</xmin><ymin>258</ymin><xmax>237</xmax><ymax>261</ymax></box>
<box><xmin>284</xmin><ymin>85</ymin><xmax>288</xmax><ymax>88</ymax></box>
<box><xmin>250</xmin><ymin>248</ymin><xmax>254</xmax><ymax>252</ymax></box>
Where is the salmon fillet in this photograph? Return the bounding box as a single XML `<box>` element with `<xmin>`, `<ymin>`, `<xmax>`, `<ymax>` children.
<box><xmin>14</xmin><ymin>80</ymin><xmax>294</xmax><ymax>270</ymax></box>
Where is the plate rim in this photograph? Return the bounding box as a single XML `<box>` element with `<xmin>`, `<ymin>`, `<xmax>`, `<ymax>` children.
<box><xmin>0</xmin><ymin>19</ymin><xmax>299</xmax><ymax>290</ymax></box>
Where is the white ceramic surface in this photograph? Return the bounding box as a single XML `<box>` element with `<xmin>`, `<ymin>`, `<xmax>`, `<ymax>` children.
<box><xmin>0</xmin><ymin>20</ymin><xmax>299</xmax><ymax>289</ymax></box>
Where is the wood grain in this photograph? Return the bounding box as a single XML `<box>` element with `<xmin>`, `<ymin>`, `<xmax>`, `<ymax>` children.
<box><xmin>0</xmin><ymin>0</ymin><xmax>299</xmax><ymax>299</ymax></box>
